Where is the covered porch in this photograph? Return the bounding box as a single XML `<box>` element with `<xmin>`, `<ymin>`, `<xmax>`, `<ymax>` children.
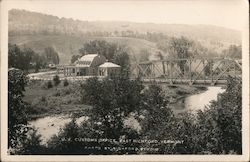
<box><xmin>63</xmin><ymin>66</ymin><xmax>89</xmax><ymax>76</ymax></box>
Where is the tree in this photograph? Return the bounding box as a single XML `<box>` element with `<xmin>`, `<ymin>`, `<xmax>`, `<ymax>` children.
<box><xmin>8</xmin><ymin>44</ymin><xmax>31</xmax><ymax>71</ymax></box>
<box><xmin>79</xmin><ymin>40</ymin><xmax>129</xmax><ymax>62</ymax></box>
<box><xmin>63</xmin><ymin>79</ymin><xmax>69</xmax><ymax>87</ymax></box>
<box><xmin>79</xmin><ymin>40</ymin><xmax>116</xmax><ymax>60</ymax></box>
<box><xmin>44</xmin><ymin>46</ymin><xmax>60</xmax><ymax>64</ymax></box>
<box><xmin>8</xmin><ymin>68</ymin><xmax>29</xmax><ymax>152</ymax></box>
<box><xmin>33</xmin><ymin>54</ymin><xmax>46</xmax><ymax>72</ymax></box>
<box><xmin>79</xmin><ymin>40</ymin><xmax>130</xmax><ymax>77</ymax></box>
<box><xmin>113</xmin><ymin>50</ymin><xmax>130</xmax><ymax>77</ymax></box>
<box><xmin>71</xmin><ymin>55</ymin><xmax>80</xmax><ymax>64</ymax></box>
<box><xmin>22</xmin><ymin>47</ymin><xmax>35</xmax><ymax>71</ymax></box>
<box><xmin>53</xmin><ymin>75</ymin><xmax>61</xmax><ymax>86</ymax></box>
<box><xmin>139</xmin><ymin>49</ymin><xmax>150</xmax><ymax>62</ymax></box>
<box><xmin>47</xmin><ymin>80</ymin><xmax>53</xmax><ymax>89</ymax></box>
<box><xmin>156</xmin><ymin>37</ymin><xmax>194</xmax><ymax>74</ymax></box>
<box><xmin>138</xmin><ymin>84</ymin><xmax>176</xmax><ymax>154</ymax></box>
<box><xmin>173</xmin><ymin>77</ymin><xmax>242</xmax><ymax>154</ymax></box>
<box><xmin>9</xmin><ymin>44</ymin><xmax>22</xmax><ymax>69</ymax></box>
<box><xmin>47</xmin><ymin>77</ymin><xmax>144</xmax><ymax>154</ymax></box>
<box><xmin>8</xmin><ymin>43</ymin><xmax>45</xmax><ymax>72</ymax></box>
<box><xmin>82</xmin><ymin>77</ymin><xmax>143</xmax><ymax>118</ymax></box>
<box><xmin>8</xmin><ymin>68</ymin><xmax>45</xmax><ymax>154</ymax></box>
<box><xmin>169</xmin><ymin>37</ymin><xmax>193</xmax><ymax>74</ymax></box>
<box><xmin>222</xmin><ymin>45</ymin><xmax>242</xmax><ymax>59</ymax></box>
<box><xmin>196</xmin><ymin>77</ymin><xmax>242</xmax><ymax>154</ymax></box>
<box><xmin>174</xmin><ymin>112</ymin><xmax>201</xmax><ymax>154</ymax></box>
<box><xmin>47</xmin><ymin>118</ymin><xmax>81</xmax><ymax>154</ymax></box>
<box><xmin>20</xmin><ymin>129</ymin><xmax>45</xmax><ymax>154</ymax></box>
<box><xmin>157</xmin><ymin>52</ymin><xmax>166</xmax><ymax>75</ymax></box>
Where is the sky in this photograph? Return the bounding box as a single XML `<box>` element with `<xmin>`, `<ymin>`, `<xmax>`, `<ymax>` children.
<box><xmin>4</xmin><ymin>0</ymin><xmax>249</xmax><ymax>31</ymax></box>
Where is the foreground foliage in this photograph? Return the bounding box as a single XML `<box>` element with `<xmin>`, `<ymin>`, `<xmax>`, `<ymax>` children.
<box><xmin>8</xmin><ymin>68</ymin><xmax>44</xmax><ymax>154</ymax></box>
<box><xmin>8</xmin><ymin>72</ymin><xmax>242</xmax><ymax>154</ymax></box>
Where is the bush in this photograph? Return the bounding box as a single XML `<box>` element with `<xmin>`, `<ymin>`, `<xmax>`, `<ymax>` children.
<box><xmin>63</xmin><ymin>79</ymin><xmax>69</xmax><ymax>87</ymax></box>
<box><xmin>41</xmin><ymin>96</ymin><xmax>46</xmax><ymax>102</ymax></box>
<box><xmin>53</xmin><ymin>75</ymin><xmax>60</xmax><ymax>86</ymax></box>
<box><xmin>53</xmin><ymin>91</ymin><xmax>61</xmax><ymax>97</ymax></box>
<box><xmin>19</xmin><ymin>128</ymin><xmax>46</xmax><ymax>155</ymax></box>
<box><xmin>47</xmin><ymin>81</ymin><xmax>53</xmax><ymax>89</ymax></box>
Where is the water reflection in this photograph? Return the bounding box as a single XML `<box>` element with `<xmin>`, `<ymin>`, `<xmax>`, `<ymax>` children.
<box><xmin>172</xmin><ymin>86</ymin><xmax>225</xmax><ymax>114</ymax></box>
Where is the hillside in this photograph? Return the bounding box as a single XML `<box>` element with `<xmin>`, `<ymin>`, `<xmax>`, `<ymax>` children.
<box><xmin>9</xmin><ymin>35</ymin><xmax>160</xmax><ymax>63</ymax></box>
<box><xmin>8</xmin><ymin>9</ymin><xmax>242</xmax><ymax>63</ymax></box>
<box><xmin>9</xmin><ymin>9</ymin><xmax>241</xmax><ymax>44</ymax></box>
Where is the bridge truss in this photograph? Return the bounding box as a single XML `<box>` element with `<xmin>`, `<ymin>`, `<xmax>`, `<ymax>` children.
<box><xmin>130</xmin><ymin>58</ymin><xmax>242</xmax><ymax>86</ymax></box>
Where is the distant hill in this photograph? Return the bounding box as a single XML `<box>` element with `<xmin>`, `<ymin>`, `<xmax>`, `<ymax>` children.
<box><xmin>9</xmin><ymin>35</ymin><xmax>160</xmax><ymax>64</ymax></box>
<box><xmin>8</xmin><ymin>9</ymin><xmax>241</xmax><ymax>63</ymax></box>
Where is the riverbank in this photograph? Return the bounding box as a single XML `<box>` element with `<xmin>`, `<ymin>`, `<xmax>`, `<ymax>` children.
<box><xmin>159</xmin><ymin>85</ymin><xmax>208</xmax><ymax>114</ymax></box>
<box><xmin>28</xmin><ymin>115</ymin><xmax>89</xmax><ymax>144</ymax></box>
<box><xmin>160</xmin><ymin>85</ymin><xmax>207</xmax><ymax>104</ymax></box>
<box><xmin>24</xmin><ymin>80</ymin><xmax>91</xmax><ymax>120</ymax></box>
<box><xmin>170</xmin><ymin>86</ymin><xmax>225</xmax><ymax>114</ymax></box>
<box><xmin>24</xmin><ymin>80</ymin><xmax>208</xmax><ymax>120</ymax></box>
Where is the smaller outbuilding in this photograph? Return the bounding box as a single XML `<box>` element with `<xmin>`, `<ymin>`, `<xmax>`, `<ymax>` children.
<box><xmin>98</xmin><ymin>62</ymin><xmax>121</xmax><ymax>77</ymax></box>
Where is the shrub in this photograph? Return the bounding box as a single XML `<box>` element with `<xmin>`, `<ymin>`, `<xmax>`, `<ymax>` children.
<box><xmin>63</xmin><ymin>79</ymin><xmax>69</xmax><ymax>87</ymax></box>
<box><xmin>19</xmin><ymin>128</ymin><xmax>46</xmax><ymax>154</ymax></box>
<box><xmin>63</xmin><ymin>88</ymin><xmax>71</xmax><ymax>95</ymax></box>
<box><xmin>41</xmin><ymin>96</ymin><xmax>46</xmax><ymax>102</ymax></box>
<box><xmin>53</xmin><ymin>75</ymin><xmax>60</xmax><ymax>86</ymax></box>
<box><xmin>47</xmin><ymin>81</ymin><xmax>53</xmax><ymax>89</ymax></box>
<box><xmin>53</xmin><ymin>91</ymin><xmax>61</xmax><ymax>97</ymax></box>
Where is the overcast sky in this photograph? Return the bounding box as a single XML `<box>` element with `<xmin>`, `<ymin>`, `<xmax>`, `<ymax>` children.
<box><xmin>4</xmin><ymin>0</ymin><xmax>248</xmax><ymax>31</ymax></box>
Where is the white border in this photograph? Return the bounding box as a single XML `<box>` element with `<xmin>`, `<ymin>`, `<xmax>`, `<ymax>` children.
<box><xmin>1</xmin><ymin>0</ymin><xmax>249</xmax><ymax>161</ymax></box>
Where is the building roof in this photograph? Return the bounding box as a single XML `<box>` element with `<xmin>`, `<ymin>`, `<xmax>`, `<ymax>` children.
<box><xmin>78</xmin><ymin>54</ymin><xmax>99</xmax><ymax>62</ymax></box>
<box><xmin>99</xmin><ymin>62</ymin><xmax>121</xmax><ymax>68</ymax></box>
<box><xmin>75</xmin><ymin>54</ymin><xmax>99</xmax><ymax>67</ymax></box>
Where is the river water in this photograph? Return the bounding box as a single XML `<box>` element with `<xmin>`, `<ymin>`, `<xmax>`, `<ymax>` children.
<box><xmin>29</xmin><ymin>116</ymin><xmax>88</xmax><ymax>144</ymax></box>
<box><xmin>172</xmin><ymin>86</ymin><xmax>225</xmax><ymax>114</ymax></box>
<box><xmin>29</xmin><ymin>86</ymin><xmax>225</xmax><ymax>144</ymax></box>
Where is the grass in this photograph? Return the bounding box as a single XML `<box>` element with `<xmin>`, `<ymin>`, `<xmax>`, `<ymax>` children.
<box><xmin>24</xmin><ymin>79</ymin><xmax>207</xmax><ymax>120</ymax></box>
<box><xmin>160</xmin><ymin>85</ymin><xmax>207</xmax><ymax>103</ymax></box>
<box><xmin>24</xmin><ymin>80</ymin><xmax>91</xmax><ymax>120</ymax></box>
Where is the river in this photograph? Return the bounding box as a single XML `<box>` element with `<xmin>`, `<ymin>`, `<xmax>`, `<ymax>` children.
<box><xmin>29</xmin><ymin>116</ymin><xmax>88</xmax><ymax>144</ymax></box>
<box><xmin>171</xmin><ymin>86</ymin><xmax>225</xmax><ymax>114</ymax></box>
<box><xmin>29</xmin><ymin>86</ymin><xmax>225</xmax><ymax>144</ymax></box>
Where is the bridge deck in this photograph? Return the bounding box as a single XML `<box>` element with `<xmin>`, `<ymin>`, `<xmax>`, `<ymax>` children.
<box><xmin>138</xmin><ymin>78</ymin><xmax>227</xmax><ymax>87</ymax></box>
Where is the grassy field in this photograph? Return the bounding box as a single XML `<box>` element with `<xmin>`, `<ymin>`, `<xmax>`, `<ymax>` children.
<box><xmin>23</xmin><ymin>80</ymin><xmax>91</xmax><ymax>120</ymax></box>
<box><xmin>23</xmin><ymin>78</ymin><xmax>206</xmax><ymax>120</ymax></box>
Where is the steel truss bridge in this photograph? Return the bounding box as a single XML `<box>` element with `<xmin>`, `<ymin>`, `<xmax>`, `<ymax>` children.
<box><xmin>130</xmin><ymin>58</ymin><xmax>242</xmax><ymax>86</ymax></box>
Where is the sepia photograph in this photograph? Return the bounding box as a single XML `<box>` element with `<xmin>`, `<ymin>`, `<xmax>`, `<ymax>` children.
<box><xmin>1</xmin><ymin>0</ymin><xmax>249</xmax><ymax>161</ymax></box>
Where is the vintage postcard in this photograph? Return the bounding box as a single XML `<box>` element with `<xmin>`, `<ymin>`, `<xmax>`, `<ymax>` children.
<box><xmin>1</xmin><ymin>0</ymin><xmax>249</xmax><ymax>161</ymax></box>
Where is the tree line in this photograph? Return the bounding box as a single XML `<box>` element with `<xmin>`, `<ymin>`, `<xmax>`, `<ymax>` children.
<box><xmin>71</xmin><ymin>40</ymin><xmax>130</xmax><ymax>76</ymax></box>
<box><xmin>8</xmin><ymin>44</ymin><xmax>60</xmax><ymax>72</ymax></box>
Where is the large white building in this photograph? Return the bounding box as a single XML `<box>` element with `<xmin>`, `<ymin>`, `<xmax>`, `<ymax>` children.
<box><xmin>63</xmin><ymin>54</ymin><xmax>121</xmax><ymax>77</ymax></box>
